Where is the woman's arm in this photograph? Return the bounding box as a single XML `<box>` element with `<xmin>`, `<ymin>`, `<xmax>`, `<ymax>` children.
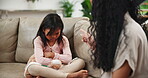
<box><xmin>112</xmin><ymin>61</ymin><xmax>132</xmax><ymax>78</ymax></box>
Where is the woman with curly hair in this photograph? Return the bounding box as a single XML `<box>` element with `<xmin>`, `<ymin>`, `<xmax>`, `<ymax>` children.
<box><xmin>82</xmin><ymin>0</ymin><xmax>148</xmax><ymax>78</ymax></box>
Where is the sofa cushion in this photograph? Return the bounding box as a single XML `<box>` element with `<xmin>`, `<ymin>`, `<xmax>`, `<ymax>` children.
<box><xmin>0</xmin><ymin>18</ymin><xmax>19</xmax><ymax>62</ymax></box>
<box><xmin>15</xmin><ymin>17</ymin><xmax>43</xmax><ymax>63</ymax></box>
<box><xmin>62</xmin><ymin>17</ymin><xmax>89</xmax><ymax>58</ymax></box>
<box><xmin>74</xmin><ymin>20</ymin><xmax>91</xmax><ymax>60</ymax></box>
<box><xmin>15</xmin><ymin>17</ymin><xmax>88</xmax><ymax>63</ymax></box>
<box><xmin>62</xmin><ymin>17</ymin><xmax>88</xmax><ymax>39</ymax></box>
<box><xmin>74</xmin><ymin>20</ymin><xmax>101</xmax><ymax>77</ymax></box>
<box><xmin>0</xmin><ymin>63</ymin><xmax>26</xmax><ymax>78</ymax></box>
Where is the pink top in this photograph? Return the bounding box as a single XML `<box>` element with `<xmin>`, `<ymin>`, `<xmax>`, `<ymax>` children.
<box><xmin>34</xmin><ymin>35</ymin><xmax>72</xmax><ymax>65</ymax></box>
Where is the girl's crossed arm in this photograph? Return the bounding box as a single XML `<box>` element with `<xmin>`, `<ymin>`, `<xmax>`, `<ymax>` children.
<box><xmin>53</xmin><ymin>36</ymin><xmax>72</xmax><ymax>64</ymax></box>
<box><xmin>34</xmin><ymin>37</ymin><xmax>53</xmax><ymax>65</ymax></box>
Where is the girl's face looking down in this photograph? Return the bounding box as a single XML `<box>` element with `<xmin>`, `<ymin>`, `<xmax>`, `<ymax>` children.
<box><xmin>44</xmin><ymin>28</ymin><xmax>61</xmax><ymax>42</ymax></box>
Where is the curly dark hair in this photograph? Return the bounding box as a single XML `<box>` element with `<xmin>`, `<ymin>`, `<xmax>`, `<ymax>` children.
<box><xmin>89</xmin><ymin>0</ymin><xmax>140</xmax><ymax>72</ymax></box>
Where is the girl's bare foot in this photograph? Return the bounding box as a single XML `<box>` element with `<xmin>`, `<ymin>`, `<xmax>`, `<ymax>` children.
<box><xmin>25</xmin><ymin>70</ymin><xmax>33</xmax><ymax>78</ymax></box>
<box><xmin>36</xmin><ymin>76</ymin><xmax>43</xmax><ymax>78</ymax></box>
<box><xmin>25</xmin><ymin>74</ymin><xmax>33</xmax><ymax>78</ymax></box>
<box><xmin>67</xmin><ymin>70</ymin><xmax>88</xmax><ymax>78</ymax></box>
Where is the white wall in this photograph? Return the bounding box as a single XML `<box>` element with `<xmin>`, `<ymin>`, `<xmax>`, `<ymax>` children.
<box><xmin>0</xmin><ymin>0</ymin><xmax>62</xmax><ymax>10</ymax></box>
<box><xmin>0</xmin><ymin>0</ymin><xmax>28</xmax><ymax>10</ymax></box>
<box><xmin>71</xmin><ymin>0</ymin><xmax>83</xmax><ymax>17</ymax></box>
<box><xmin>0</xmin><ymin>0</ymin><xmax>84</xmax><ymax>17</ymax></box>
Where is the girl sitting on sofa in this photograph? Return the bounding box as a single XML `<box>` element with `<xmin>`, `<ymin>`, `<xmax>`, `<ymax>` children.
<box><xmin>24</xmin><ymin>13</ymin><xmax>88</xmax><ymax>78</ymax></box>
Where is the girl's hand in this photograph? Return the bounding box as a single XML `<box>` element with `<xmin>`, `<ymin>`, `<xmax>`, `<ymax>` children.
<box><xmin>48</xmin><ymin>60</ymin><xmax>62</xmax><ymax>69</ymax></box>
<box><xmin>44</xmin><ymin>52</ymin><xmax>55</xmax><ymax>58</ymax></box>
<box><xmin>51</xmin><ymin>64</ymin><xmax>61</xmax><ymax>69</ymax></box>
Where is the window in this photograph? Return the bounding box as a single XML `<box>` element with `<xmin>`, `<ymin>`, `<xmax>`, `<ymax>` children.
<box><xmin>140</xmin><ymin>0</ymin><xmax>148</xmax><ymax>17</ymax></box>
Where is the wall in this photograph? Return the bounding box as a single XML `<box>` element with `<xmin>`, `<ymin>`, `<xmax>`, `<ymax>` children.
<box><xmin>0</xmin><ymin>0</ymin><xmax>61</xmax><ymax>10</ymax></box>
<box><xmin>71</xmin><ymin>0</ymin><xmax>83</xmax><ymax>17</ymax></box>
<box><xmin>0</xmin><ymin>0</ymin><xmax>84</xmax><ymax>17</ymax></box>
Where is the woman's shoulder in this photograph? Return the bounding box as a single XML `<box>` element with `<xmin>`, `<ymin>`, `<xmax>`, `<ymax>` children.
<box><xmin>124</xmin><ymin>13</ymin><xmax>145</xmax><ymax>37</ymax></box>
<box><xmin>125</xmin><ymin>18</ymin><xmax>146</xmax><ymax>40</ymax></box>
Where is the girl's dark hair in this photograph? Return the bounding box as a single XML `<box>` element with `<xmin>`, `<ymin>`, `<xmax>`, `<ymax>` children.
<box><xmin>35</xmin><ymin>13</ymin><xmax>64</xmax><ymax>46</ymax></box>
<box><xmin>89</xmin><ymin>0</ymin><xmax>140</xmax><ymax>72</ymax></box>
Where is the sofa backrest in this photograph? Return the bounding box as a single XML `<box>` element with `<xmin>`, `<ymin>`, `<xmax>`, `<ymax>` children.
<box><xmin>15</xmin><ymin>17</ymin><xmax>89</xmax><ymax>63</ymax></box>
<box><xmin>0</xmin><ymin>18</ymin><xmax>19</xmax><ymax>63</ymax></box>
<box><xmin>15</xmin><ymin>17</ymin><xmax>43</xmax><ymax>63</ymax></box>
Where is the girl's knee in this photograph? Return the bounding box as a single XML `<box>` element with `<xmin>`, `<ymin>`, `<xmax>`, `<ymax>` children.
<box><xmin>28</xmin><ymin>65</ymin><xmax>40</xmax><ymax>76</ymax></box>
<box><xmin>75</xmin><ymin>58</ymin><xmax>85</xmax><ymax>66</ymax></box>
<box><xmin>28</xmin><ymin>55</ymin><xmax>36</xmax><ymax>63</ymax></box>
<box><xmin>78</xmin><ymin>58</ymin><xmax>85</xmax><ymax>63</ymax></box>
<box><xmin>30</xmin><ymin>55</ymin><xmax>35</xmax><ymax>59</ymax></box>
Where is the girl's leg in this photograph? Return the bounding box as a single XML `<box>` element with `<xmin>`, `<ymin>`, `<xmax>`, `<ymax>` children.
<box><xmin>27</xmin><ymin>58</ymin><xmax>88</xmax><ymax>78</ymax></box>
<box><xmin>59</xmin><ymin>58</ymin><xmax>88</xmax><ymax>78</ymax></box>
<box><xmin>27</xmin><ymin>54</ymin><xmax>36</xmax><ymax>64</ymax></box>
<box><xmin>67</xmin><ymin>70</ymin><xmax>88</xmax><ymax>78</ymax></box>
<box><xmin>25</xmin><ymin>55</ymin><xmax>36</xmax><ymax>78</ymax></box>
<box><xmin>59</xmin><ymin>58</ymin><xmax>86</xmax><ymax>73</ymax></box>
<box><xmin>28</xmin><ymin>64</ymin><xmax>88</xmax><ymax>78</ymax></box>
<box><xmin>36</xmin><ymin>76</ymin><xmax>44</xmax><ymax>78</ymax></box>
<box><xmin>27</xmin><ymin>64</ymin><xmax>68</xmax><ymax>78</ymax></box>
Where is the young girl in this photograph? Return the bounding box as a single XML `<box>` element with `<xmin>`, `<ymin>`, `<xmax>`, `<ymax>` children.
<box><xmin>24</xmin><ymin>13</ymin><xmax>88</xmax><ymax>78</ymax></box>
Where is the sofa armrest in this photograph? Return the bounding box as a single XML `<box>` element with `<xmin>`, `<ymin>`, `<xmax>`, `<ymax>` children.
<box><xmin>74</xmin><ymin>19</ymin><xmax>101</xmax><ymax>77</ymax></box>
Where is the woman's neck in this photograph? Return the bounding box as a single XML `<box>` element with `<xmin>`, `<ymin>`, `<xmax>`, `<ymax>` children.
<box><xmin>124</xmin><ymin>12</ymin><xmax>134</xmax><ymax>22</ymax></box>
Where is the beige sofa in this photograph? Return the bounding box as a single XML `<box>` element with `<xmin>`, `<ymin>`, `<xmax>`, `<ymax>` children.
<box><xmin>0</xmin><ymin>17</ymin><xmax>101</xmax><ymax>78</ymax></box>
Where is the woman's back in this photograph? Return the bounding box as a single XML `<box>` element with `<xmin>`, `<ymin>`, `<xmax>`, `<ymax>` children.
<box><xmin>100</xmin><ymin>12</ymin><xmax>148</xmax><ymax>78</ymax></box>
